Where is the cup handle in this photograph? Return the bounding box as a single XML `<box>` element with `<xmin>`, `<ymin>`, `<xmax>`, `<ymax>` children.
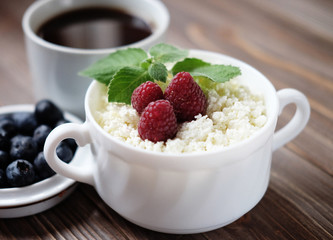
<box><xmin>44</xmin><ymin>122</ymin><xmax>94</xmax><ymax>185</ymax></box>
<box><xmin>273</xmin><ymin>89</ymin><xmax>310</xmax><ymax>151</ymax></box>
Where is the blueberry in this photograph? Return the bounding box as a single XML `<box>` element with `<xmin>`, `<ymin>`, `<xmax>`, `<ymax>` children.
<box><xmin>34</xmin><ymin>174</ymin><xmax>41</xmax><ymax>183</ymax></box>
<box><xmin>0</xmin><ymin>150</ymin><xmax>11</xmax><ymax>170</ymax></box>
<box><xmin>6</xmin><ymin>160</ymin><xmax>35</xmax><ymax>187</ymax></box>
<box><xmin>35</xmin><ymin>100</ymin><xmax>64</xmax><ymax>126</ymax></box>
<box><xmin>0</xmin><ymin>117</ymin><xmax>16</xmax><ymax>138</ymax></box>
<box><xmin>33</xmin><ymin>125</ymin><xmax>52</xmax><ymax>151</ymax></box>
<box><xmin>56</xmin><ymin>142</ymin><xmax>73</xmax><ymax>163</ymax></box>
<box><xmin>33</xmin><ymin>152</ymin><xmax>55</xmax><ymax>180</ymax></box>
<box><xmin>63</xmin><ymin>139</ymin><xmax>77</xmax><ymax>153</ymax></box>
<box><xmin>0</xmin><ymin>115</ymin><xmax>9</xmax><ymax>121</ymax></box>
<box><xmin>0</xmin><ymin>169</ymin><xmax>7</xmax><ymax>187</ymax></box>
<box><xmin>0</xmin><ymin>115</ymin><xmax>13</xmax><ymax>123</ymax></box>
<box><xmin>10</xmin><ymin>135</ymin><xmax>38</xmax><ymax>162</ymax></box>
<box><xmin>55</xmin><ymin>119</ymin><xmax>69</xmax><ymax>127</ymax></box>
<box><xmin>0</xmin><ymin>129</ymin><xmax>10</xmax><ymax>151</ymax></box>
<box><xmin>12</xmin><ymin>112</ymin><xmax>38</xmax><ymax>135</ymax></box>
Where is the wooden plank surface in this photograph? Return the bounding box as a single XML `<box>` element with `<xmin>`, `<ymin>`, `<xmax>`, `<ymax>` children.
<box><xmin>0</xmin><ymin>0</ymin><xmax>332</xmax><ymax>239</ymax></box>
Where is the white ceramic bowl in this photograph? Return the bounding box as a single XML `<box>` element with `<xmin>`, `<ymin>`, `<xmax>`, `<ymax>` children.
<box><xmin>44</xmin><ymin>50</ymin><xmax>310</xmax><ymax>233</ymax></box>
<box><xmin>0</xmin><ymin>104</ymin><xmax>91</xmax><ymax>218</ymax></box>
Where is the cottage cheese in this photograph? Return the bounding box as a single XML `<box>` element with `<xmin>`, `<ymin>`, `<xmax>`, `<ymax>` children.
<box><xmin>94</xmin><ymin>78</ymin><xmax>267</xmax><ymax>153</ymax></box>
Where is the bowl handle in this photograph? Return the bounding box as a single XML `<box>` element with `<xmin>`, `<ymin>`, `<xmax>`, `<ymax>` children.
<box><xmin>273</xmin><ymin>89</ymin><xmax>310</xmax><ymax>151</ymax></box>
<box><xmin>44</xmin><ymin>122</ymin><xmax>94</xmax><ymax>185</ymax></box>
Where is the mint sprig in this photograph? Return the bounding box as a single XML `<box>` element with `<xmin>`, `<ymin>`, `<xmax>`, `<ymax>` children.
<box><xmin>79</xmin><ymin>43</ymin><xmax>241</xmax><ymax>104</ymax></box>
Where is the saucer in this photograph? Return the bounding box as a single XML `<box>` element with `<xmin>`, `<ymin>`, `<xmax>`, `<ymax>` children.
<box><xmin>0</xmin><ymin>104</ymin><xmax>91</xmax><ymax>218</ymax></box>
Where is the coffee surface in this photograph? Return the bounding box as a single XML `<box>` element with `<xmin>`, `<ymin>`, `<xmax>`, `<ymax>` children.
<box><xmin>37</xmin><ymin>7</ymin><xmax>152</xmax><ymax>49</ymax></box>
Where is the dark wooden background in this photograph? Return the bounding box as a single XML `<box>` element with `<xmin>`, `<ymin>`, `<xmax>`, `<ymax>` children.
<box><xmin>0</xmin><ymin>0</ymin><xmax>332</xmax><ymax>239</ymax></box>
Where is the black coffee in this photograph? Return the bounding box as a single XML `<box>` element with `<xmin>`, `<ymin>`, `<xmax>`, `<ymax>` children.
<box><xmin>37</xmin><ymin>7</ymin><xmax>152</xmax><ymax>49</ymax></box>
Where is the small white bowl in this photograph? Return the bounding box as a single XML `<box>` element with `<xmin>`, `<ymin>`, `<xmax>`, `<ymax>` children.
<box><xmin>0</xmin><ymin>104</ymin><xmax>91</xmax><ymax>218</ymax></box>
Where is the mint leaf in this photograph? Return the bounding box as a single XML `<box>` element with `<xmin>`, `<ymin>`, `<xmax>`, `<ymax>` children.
<box><xmin>149</xmin><ymin>43</ymin><xmax>188</xmax><ymax>63</ymax></box>
<box><xmin>148</xmin><ymin>62</ymin><xmax>168</xmax><ymax>82</ymax></box>
<box><xmin>172</xmin><ymin>58</ymin><xmax>241</xmax><ymax>83</ymax></box>
<box><xmin>79</xmin><ymin>43</ymin><xmax>243</xmax><ymax>105</ymax></box>
<box><xmin>108</xmin><ymin>66</ymin><xmax>153</xmax><ymax>104</ymax></box>
<box><xmin>172</xmin><ymin>58</ymin><xmax>210</xmax><ymax>73</ymax></box>
<box><xmin>79</xmin><ymin>48</ymin><xmax>148</xmax><ymax>85</ymax></box>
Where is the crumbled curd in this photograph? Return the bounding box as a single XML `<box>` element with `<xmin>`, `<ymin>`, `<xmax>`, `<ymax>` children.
<box><xmin>94</xmin><ymin>78</ymin><xmax>267</xmax><ymax>153</ymax></box>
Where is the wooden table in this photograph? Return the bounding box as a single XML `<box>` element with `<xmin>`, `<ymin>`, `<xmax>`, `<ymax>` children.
<box><xmin>1</xmin><ymin>0</ymin><xmax>332</xmax><ymax>239</ymax></box>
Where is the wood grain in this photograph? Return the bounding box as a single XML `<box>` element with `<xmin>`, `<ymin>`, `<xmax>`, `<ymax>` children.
<box><xmin>0</xmin><ymin>0</ymin><xmax>332</xmax><ymax>239</ymax></box>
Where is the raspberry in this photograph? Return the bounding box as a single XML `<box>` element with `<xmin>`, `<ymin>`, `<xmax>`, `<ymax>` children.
<box><xmin>138</xmin><ymin>100</ymin><xmax>177</xmax><ymax>142</ymax></box>
<box><xmin>131</xmin><ymin>81</ymin><xmax>164</xmax><ymax>114</ymax></box>
<box><xmin>164</xmin><ymin>72</ymin><xmax>207</xmax><ymax>122</ymax></box>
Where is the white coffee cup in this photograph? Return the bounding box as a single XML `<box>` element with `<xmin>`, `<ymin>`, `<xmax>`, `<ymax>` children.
<box><xmin>44</xmin><ymin>49</ymin><xmax>310</xmax><ymax>234</ymax></box>
<box><xmin>22</xmin><ymin>0</ymin><xmax>169</xmax><ymax>119</ymax></box>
